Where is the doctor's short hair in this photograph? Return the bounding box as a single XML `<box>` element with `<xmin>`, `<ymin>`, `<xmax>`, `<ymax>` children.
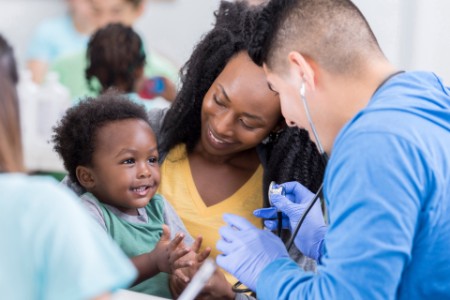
<box><xmin>52</xmin><ymin>91</ymin><xmax>152</xmax><ymax>185</ymax></box>
<box><xmin>248</xmin><ymin>0</ymin><xmax>384</xmax><ymax>75</ymax></box>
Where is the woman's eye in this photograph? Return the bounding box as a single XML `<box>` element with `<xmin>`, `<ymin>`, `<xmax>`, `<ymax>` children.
<box><xmin>239</xmin><ymin>119</ymin><xmax>256</xmax><ymax>130</ymax></box>
<box><xmin>122</xmin><ymin>158</ymin><xmax>135</xmax><ymax>164</ymax></box>
<box><xmin>213</xmin><ymin>95</ymin><xmax>225</xmax><ymax>107</ymax></box>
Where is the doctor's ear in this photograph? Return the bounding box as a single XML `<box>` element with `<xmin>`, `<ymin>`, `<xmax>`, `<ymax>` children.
<box><xmin>287</xmin><ymin>51</ymin><xmax>316</xmax><ymax>92</ymax></box>
<box><xmin>76</xmin><ymin>166</ymin><xmax>95</xmax><ymax>189</ymax></box>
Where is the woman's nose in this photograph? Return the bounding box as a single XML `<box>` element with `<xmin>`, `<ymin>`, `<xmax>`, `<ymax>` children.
<box><xmin>214</xmin><ymin>111</ymin><xmax>234</xmax><ymax>136</ymax></box>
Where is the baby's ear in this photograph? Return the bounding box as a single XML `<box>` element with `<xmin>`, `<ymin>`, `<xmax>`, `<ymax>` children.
<box><xmin>76</xmin><ymin>166</ymin><xmax>95</xmax><ymax>189</ymax></box>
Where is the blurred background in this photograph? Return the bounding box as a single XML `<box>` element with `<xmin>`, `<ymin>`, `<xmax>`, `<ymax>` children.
<box><xmin>1</xmin><ymin>0</ymin><xmax>449</xmax><ymax>83</ymax></box>
<box><xmin>0</xmin><ymin>0</ymin><xmax>449</xmax><ymax>176</ymax></box>
<box><xmin>0</xmin><ymin>0</ymin><xmax>450</xmax><ymax>83</ymax></box>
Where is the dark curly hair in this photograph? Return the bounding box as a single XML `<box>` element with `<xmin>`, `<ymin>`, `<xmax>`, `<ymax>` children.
<box><xmin>52</xmin><ymin>91</ymin><xmax>151</xmax><ymax>184</ymax></box>
<box><xmin>263</xmin><ymin>127</ymin><xmax>325</xmax><ymax>206</ymax></box>
<box><xmin>160</xmin><ymin>0</ymin><xmax>324</xmax><ymax>207</ymax></box>
<box><xmin>159</xmin><ymin>0</ymin><xmax>255</xmax><ymax>154</ymax></box>
<box><xmin>86</xmin><ymin>23</ymin><xmax>145</xmax><ymax>94</ymax></box>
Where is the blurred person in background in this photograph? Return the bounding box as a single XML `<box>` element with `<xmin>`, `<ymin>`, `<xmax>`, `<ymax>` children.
<box><xmin>51</xmin><ymin>0</ymin><xmax>178</xmax><ymax>102</ymax></box>
<box><xmin>0</xmin><ymin>33</ymin><xmax>137</xmax><ymax>300</ymax></box>
<box><xmin>26</xmin><ymin>0</ymin><xmax>95</xmax><ymax>84</ymax></box>
<box><xmin>85</xmin><ymin>23</ymin><xmax>174</xmax><ymax>108</ymax></box>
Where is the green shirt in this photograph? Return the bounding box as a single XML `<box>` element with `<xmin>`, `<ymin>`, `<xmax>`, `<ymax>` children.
<box><xmin>51</xmin><ymin>50</ymin><xmax>179</xmax><ymax>102</ymax></box>
<box><xmin>88</xmin><ymin>193</ymin><xmax>172</xmax><ymax>298</ymax></box>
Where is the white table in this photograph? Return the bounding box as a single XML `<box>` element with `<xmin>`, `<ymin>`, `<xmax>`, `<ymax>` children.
<box><xmin>112</xmin><ymin>290</ymin><xmax>169</xmax><ymax>300</ymax></box>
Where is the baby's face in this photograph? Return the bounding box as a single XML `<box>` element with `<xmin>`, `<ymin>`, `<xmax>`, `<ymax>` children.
<box><xmin>89</xmin><ymin>118</ymin><xmax>160</xmax><ymax>214</ymax></box>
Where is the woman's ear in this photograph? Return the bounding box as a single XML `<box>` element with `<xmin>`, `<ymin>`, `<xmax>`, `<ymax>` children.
<box><xmin>76</xmin><ymin>166</ymin><xmax>95</xmax><ymax>190</ymax></box>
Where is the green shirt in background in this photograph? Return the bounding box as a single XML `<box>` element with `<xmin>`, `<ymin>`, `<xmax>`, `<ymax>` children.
<box><xmin>51</xmin><ymin>49</ymin><xmax>179</xmax><ymax>102</ymax></box>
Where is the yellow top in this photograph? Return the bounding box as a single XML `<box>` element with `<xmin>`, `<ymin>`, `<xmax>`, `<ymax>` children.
<box><xmin>158</xmin><ymin>144</ymin><xmax>264</xmax><ymax>284</ymax></box>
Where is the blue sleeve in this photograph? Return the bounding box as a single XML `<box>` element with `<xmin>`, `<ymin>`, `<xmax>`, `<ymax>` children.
<box><xmin>34</xmin><ymin>180</ymin><xmax>137</xmax><ymax>299</ymax></box>
<box><xmin>257</xmin><ymin>132</ymin><xmax>426</xmax><ymax>299</ymax></box>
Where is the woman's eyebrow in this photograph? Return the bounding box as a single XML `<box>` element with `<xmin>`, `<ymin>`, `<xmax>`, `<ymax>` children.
<box><xmin>218</xmin><ymin>84</ymin><xmax>264</xmax><ymax>122</ymax></box>
<box><xmin>218</xmin><ymin>84</ymin><xmax>231</xmax><ymax>102</ymax></box>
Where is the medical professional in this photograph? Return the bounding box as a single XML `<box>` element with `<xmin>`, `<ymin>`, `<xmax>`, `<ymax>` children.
<box><xmin>0</xmin><ymin>34</ymin><xmax>136</xmax><ymax>300</ymax></box>
<box><xmin>216</xmin><ymin>0</ymin><xmax>450</xmax><ymax>299</ymax></box>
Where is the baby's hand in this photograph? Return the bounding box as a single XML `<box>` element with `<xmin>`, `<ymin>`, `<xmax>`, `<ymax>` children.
<box><xmin>169</xmin><ymin>236</ymin><xmax>212</xmax><ymax>296</ymax></box>
<box><xmin>154</xmin><ymin>225</ymin><xmax>192</xmax><ymax>276</ymax></box>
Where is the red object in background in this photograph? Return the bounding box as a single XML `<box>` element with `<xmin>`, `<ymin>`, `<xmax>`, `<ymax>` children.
<box><xmin>139</xmin><ymin>76</ymin><xmax>166</xmax><ymax>100</ymax></box>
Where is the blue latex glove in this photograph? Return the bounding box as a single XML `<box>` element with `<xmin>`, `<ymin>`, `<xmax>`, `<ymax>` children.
<box><xmin>254</xmin><ymin>181</ymin><xmax>327</xmax><ymax>261</ymax></box>
<box><xmin>253</xmin><ymin>207</ymin><xmax>290</xmax><ymax>230</ymax></box>
<box><xmin>216</xmin><ymin>213</ymin><xmax>289</xmax><ymax>291</ymax></box>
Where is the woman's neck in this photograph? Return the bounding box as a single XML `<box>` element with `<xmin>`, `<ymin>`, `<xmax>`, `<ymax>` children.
<box><xmin>192</xmin><ymin>142</ymin><xmax>260</xmax><ymax>170</ymax></box>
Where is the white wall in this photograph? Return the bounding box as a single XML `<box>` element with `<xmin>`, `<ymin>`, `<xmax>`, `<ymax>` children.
<box><xmin>0</xmin><ymin>0</ymin><xmax>449</xmax><ymax>83</ymax></box>
<box><xmin>135</xmin><ymin>0</ymin><xmax>221</xmax><ymax>67</ymax></box>
<box><xmin>353</xmin><ymin>0</ymin><xmax>450</xmax><ymax>85</ymax></box>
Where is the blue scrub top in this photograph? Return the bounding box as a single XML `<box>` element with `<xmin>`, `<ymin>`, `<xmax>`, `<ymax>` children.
<box><xmin>257</xmin><ymin>71</ymin><xmax>450</xmax><ymax>299</ymax></box>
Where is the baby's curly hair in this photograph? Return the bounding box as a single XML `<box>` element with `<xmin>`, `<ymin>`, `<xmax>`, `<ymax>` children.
<box><xmin>86</xmin><ymin>23</ymin><xmax>145</xmax><ymax>94</ymax></box>
<box><xmin>52</xmin><ymin>91</ymin><xmax>151</xmax><ymax>184</ymax></box>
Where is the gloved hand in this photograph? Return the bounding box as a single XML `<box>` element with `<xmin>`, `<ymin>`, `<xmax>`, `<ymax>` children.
<box><xmin>254</xmin><ymin>181</ymin><xmax>327</xmax><ymax>261</ymax></box>
<box><xmin>216</xmin><ymin>213</ymin><xmax>289</xmax><ymax>291</ymax></box>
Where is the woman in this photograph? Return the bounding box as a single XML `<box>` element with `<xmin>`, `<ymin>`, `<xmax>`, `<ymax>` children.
<box><xmin>149</xmin><ymin>1</ymin><xmax>324</xmax><ymax>297</ymax></box>
<box><xmin>0</xmin><ymin>34</ymin><xmax>136</xmax><ymax>300</ymax></box>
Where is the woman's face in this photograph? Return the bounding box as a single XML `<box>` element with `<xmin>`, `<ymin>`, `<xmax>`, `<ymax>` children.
<box><xmin>200</xmin><ymin>51</ymin><xmax>282</xmax><ymax>157</ymax></box>
<box><xmin>90</xmin><ymin>0</ymin><xmax>144</xmax><ymax>28</ymax></box>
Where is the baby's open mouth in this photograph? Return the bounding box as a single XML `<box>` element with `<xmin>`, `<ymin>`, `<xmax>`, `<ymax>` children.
<box><xmin>131</xmin><ymin>185</ymin><xmax>150</xmax><ymax>196</ymax></box>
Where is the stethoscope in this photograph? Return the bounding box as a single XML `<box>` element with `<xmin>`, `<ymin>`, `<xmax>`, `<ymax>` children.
<box><xmin>232</xmin><ymin>71</ymin><xmax>405</xmax><ymax>293</ymax></box>
<box><xmin>232</xmin><ymin>81</ymin><xmax>328</xmax><ymax>294</ymax></box>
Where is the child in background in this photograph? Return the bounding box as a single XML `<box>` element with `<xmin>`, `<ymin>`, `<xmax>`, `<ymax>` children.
<box><xmin>27</xmin><ymin>0</ymin><xmax>95</xmax><ymax>84</ymax></box>
<box><xmin>52</xmin><ymin>92</ymin><xmax>208</xmax><ymax>298</ymax></box>
<box><xmin>85</xmin><ymin>23</ymin><xmax>174</xmax><ymax>109</ymax></box>
<box><xmin>51</xmin><ymin>0</ymin><xmax>178</xmax><ymax>101</ymax></box>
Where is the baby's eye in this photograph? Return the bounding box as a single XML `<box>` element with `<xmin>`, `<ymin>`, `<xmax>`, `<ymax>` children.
<box><xmin>122</xmin><ymin>158</ymin><xmax>135</xmax><ymax>164</ymax></box>
<box><xmin>148</xmin><ymin>157</ymin><xmax>158</xmax><ymax>164</ymax></box>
